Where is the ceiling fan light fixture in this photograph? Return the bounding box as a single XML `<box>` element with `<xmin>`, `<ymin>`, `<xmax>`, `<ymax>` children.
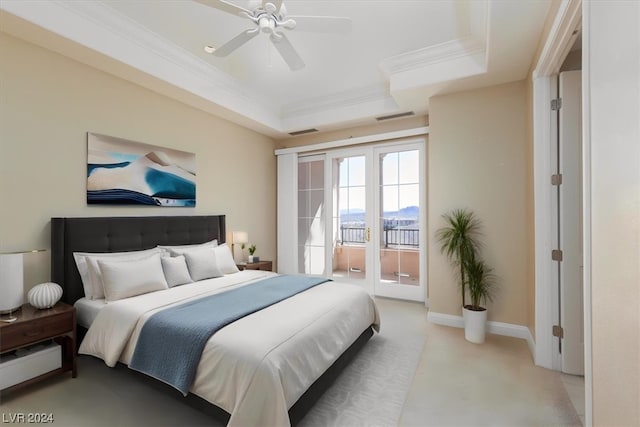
<box><xmin>264</xmin><ymin>2</ymin><xmax>277</xmax><ymax>14</ymax></box>
<box><xmin>259</xmin><ymin>16</ymin><xmax>276</xmax><ymax>33</ymax></box>
<box><xmin>281</xmin><ymin>19</ymin><xmax>296</xmax><ymax>30</ymax></box>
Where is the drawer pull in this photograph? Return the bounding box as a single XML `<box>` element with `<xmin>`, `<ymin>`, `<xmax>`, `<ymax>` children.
<box><xmin>24</xmin><ymin>330</ymin><xmax>43</xmax><ymax>337</ymax></box>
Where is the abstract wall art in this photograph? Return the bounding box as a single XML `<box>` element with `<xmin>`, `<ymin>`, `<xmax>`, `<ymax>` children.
<box><xmin>87</xmin><ymin>133</ymin><xmax>196</xmax><ymax>207</ymax></box>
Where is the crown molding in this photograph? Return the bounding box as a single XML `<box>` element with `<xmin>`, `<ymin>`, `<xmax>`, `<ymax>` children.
<box><xmin>379</xmin><ymin>35</ymin><xmax>485</xmax><ymax>77</ymax></box>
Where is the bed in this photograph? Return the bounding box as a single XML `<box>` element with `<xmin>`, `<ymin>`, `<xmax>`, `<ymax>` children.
<box><xmin>51</xmin><ymin>216</ymin><xmax>379</xmax><ymax>427</ymax></box>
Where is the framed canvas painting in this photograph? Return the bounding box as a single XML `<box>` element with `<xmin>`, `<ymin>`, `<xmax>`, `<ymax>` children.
<box><xmin>87</xmin><ymin>133</ymin><xmax>196</xmax><ymax>207</ymax></box>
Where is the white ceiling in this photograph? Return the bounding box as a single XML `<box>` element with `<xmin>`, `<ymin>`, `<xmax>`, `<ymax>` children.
<box><xmin>0</xmin><ymin>0</ymin><xmax>552</xmax><ymax>138</ymax></box>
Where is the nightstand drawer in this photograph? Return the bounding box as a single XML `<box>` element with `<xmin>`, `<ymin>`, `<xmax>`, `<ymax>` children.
<box><xmin>1</xmin><ymin>312</ymin><xmax>73</xmax><ymax>352</ymax></box>
<box><xmin>239</xmin><ymin>261</ymin><xmax>272</xmax><ymax>271</ymax></box>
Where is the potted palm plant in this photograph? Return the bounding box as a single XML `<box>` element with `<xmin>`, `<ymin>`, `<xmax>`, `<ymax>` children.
<box><xmin>436</xmin><ymin>209</ymin><xmax>481</xmax><ymax>309</ymax></box>
<box><xmin>436</xmin><ymin>208</ymin><xmax>497</xmax><ymax>343</ymax></box>
<box><xmin>463</xmin><ymin>257</ymin><xmax>497</xmax><ymax>343</ymax></box>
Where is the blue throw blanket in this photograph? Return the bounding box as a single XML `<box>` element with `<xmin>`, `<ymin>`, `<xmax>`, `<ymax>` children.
<box><xmin>129</xmin><ymin>275</ymin><xmax>330</xmax><ymax>395</ymax></box>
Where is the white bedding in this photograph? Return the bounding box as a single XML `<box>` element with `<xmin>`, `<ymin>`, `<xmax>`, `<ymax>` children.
<box><xmin>74</xmin><ymin>297</ymin><xmax>107</xmax><ymax>329</ymax></box>
<box><xmin>79</xmin><ymin>270</ymin><xmax>380</xmax><ymax>427</ymax></box>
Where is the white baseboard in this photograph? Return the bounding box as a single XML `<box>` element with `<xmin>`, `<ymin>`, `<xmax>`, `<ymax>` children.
<box><xmin>427</xmin><ymin>311</ymin><xmax>536</xmax><ymax>358</ymax></box>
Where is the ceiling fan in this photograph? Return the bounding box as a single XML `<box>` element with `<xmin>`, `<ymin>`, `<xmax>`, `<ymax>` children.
<box><xmin>196</xmin><ymin>0</ymin><xmax>352</xmax><ymax>71</ymax></box>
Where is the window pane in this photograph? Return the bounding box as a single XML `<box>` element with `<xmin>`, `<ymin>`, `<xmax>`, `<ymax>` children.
<box><xmin>338</xmin><ymin>187</ymin><xmax>348</xmax><ymax>216</ymax></box>
<box><xmin>399</xmin><ymin>184</ymin><xmax>419</xmax><ymax>213</ymax></box>
<box><xmin>348</xmin><ymin>156</ymin><xmax>366</xmax><ymax>186</ymax></box>
<box><xmin>338</xmin><ymin>158</ymin><xmax>348</xmax><ymax>187</ymax></box>
<box><xmin>298</xmin><ymin>162</ymin><xmax>309</xmax><ymax>190</ymax></box>
<box><xmin>348</xmin><ymin>186</ymin><xmax>365</xmax><ymax>213</ymax></box>
<box><xmin>381</xmin><ymin>152</ymin><xmax>399</xmax><ymax>185</ymax></box>
<box><xmin>308</xmin><ymin>217</ymin><xmax>324</xmax><ymax>246</ymax></box>
<box><xmin>309</xmin><ymin>189</ymin><xmax>324</xmax><ymax>218</ymax></box>
<box><xmin>382</xmin><ymin>185</ymin><xmax>399</xmax><ymax>215</ymax></box>
<box><xmin>399</xmin><ymin>250</ymin><xmax>420</xmax><ymax>285</ymax></box>
<box><xmin>298</xmin><ymin>245</ymin><xmax>307</xmax><ymax>273</ymax></box>
<box><xmin>399</xmin><ymin>150</ymin><xmax>419</xmax><ymax>184</ymax></box>
<box><xmin>298</xmin><ymin>218</ymin><xmax>310</xmax><ymax>246</ymax></box>
<box><xmin>308</xmin><ymin>246</ymin><xmax>325</xmax><ymax>275</ymax></box>
<box><xmin>309</xmin><ymin>160</ymin><xmax>324</xmax><ymax>189</ymax></box>
<box><xmin>379</xmin><ymin>248</ymin><xmax>399</xmax><ymax>283</ymax></box>
<box><xmin>298</xmin><ymin>190</ymin><xmax>309</xmax><ymax>218</ymax></box>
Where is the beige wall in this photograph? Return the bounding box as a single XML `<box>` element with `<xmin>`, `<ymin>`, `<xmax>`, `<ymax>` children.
<box><xmin>428</xmin><ymin>81</ymin><xmax>531</xmax><ymax>325</ymax></box>
<box><xmin>587</xmin><ymin>1</ymin><xmax>640</xmax><ymax>425</ymax></box>
<box><xmin>0</xmin><ymin>33</ymin><xmax>277</xmax><ymax>296</ymax></box>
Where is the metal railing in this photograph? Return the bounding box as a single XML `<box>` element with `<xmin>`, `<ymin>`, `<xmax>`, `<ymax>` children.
<box><xmin>340</xmin><ymin>225</ymin><xmax>419</xmax><ymax>248</ymax></box>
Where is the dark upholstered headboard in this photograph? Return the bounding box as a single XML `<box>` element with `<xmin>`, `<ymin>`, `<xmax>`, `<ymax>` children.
<box><xmin>51</xmin><ymin>216</ymin><xmax>226</xmax><ymax>305</ymax></box>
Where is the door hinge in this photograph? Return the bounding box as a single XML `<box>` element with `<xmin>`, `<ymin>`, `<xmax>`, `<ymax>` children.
<box><xmin>552</xmin><ymin>249</ymin><xmax>563</xmax><ymax>261</ymax></box>
<box><xmin>551</xmin><ymin>174</ymin><xmax>563</xmax><ymax>186</ymax></box>
<box><xmin>551</xmin><ymin>98</ymin><xmax>562</xmax><ymax>110</ymax></box>
<box><xmin>553</xmin><ymin>325</ymin><xmax>564</xmax><ymax>339</ymax></box>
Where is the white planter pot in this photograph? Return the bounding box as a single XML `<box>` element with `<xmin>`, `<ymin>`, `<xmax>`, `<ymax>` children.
<box><xmin>248</xmin><ymin>255</ymin><xmax>254</xmax><ymax>263</ymax></box>
<box><xmin>463</xmin><ymin>306</ymin><xmax>487</xmax><ymax>344</ymax></box>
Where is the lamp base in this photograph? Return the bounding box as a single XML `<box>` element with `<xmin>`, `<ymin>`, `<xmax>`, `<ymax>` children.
<box><xmin>0</xmin><ymin>304</ymin><xmax>22</xmax><ymax>315</ymax></box>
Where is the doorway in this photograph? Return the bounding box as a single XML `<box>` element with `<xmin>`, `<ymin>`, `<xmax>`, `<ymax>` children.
<box><xmin>531</xmin><ymin>2</ymin><xmax>589</xmax><ymax>420</ymax></box>
<box><xmin>297</xmin><ymin>139</ymin><xmax>426</xmax><ymax>302</ymax></box>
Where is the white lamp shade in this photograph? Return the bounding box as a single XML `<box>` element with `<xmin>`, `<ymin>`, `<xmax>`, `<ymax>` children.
<box><xmin>232</xmin><ymin>231</ymin><xmax>249</xmax><ymax>245</ymax></box>
<box><xmin>0</xmin><ymin>253</ymin><xmax>24</xmax><ymax>313</ymax></box>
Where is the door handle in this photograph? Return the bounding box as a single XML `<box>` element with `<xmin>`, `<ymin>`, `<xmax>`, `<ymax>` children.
<box><xmin>366</xmin><ymin>227</ymin><xmax>371</xmax><ymax>242</ymax></box>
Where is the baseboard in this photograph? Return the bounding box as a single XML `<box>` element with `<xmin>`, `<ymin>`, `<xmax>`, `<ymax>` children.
<box><xmin>525</xmin><ymin>328</ymin><xmax>536</xmax><ymax>358</ymax></box>
<box><xmin>427</xmin><ymin>311</ymin><xmax>536</xmax><ymax>357</ymax></box>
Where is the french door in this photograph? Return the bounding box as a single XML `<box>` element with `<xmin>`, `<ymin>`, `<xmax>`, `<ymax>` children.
<box><xmin>373</xmin><ymin>143</ymin><xmax>426</xmax><ymax>301</ymax></box>
<box><xmin>299</xmin><ymin>140</ymin><xmax>425</xmax><ymax>301</ymax></box>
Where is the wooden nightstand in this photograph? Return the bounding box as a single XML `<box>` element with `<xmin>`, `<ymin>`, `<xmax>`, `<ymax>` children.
<box><xmin>237</xmin><ymin>260</ymin><xmax>273</xmax><ymax>271</ymax></box>
<box><xmin>0</xmin><ymin>302</ymin><xmax>76</xmax><ymax>392</ymax></box>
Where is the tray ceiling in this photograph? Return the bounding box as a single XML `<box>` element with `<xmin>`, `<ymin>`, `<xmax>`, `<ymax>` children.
<box><xmin>0</xmin><ymin>0</ymin><xmax>552</xmax><ymax>137</ymax></box>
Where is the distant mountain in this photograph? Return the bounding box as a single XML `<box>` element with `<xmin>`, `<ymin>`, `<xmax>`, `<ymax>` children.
<box><xmin>397</xmin><ymin>206</ymin><xmax>419</xmax><ymax>217</ymax></box>
<box><xmin>339</xmin><ymin>206</ymin><xmax>419</xmax><ymax>224</ymax></box>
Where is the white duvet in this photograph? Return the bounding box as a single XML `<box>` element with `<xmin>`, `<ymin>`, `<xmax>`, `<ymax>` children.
<box><xmin>79</xmin><ymin>270</ymin><xmax>380</xmax><ymax>427</ymax></box>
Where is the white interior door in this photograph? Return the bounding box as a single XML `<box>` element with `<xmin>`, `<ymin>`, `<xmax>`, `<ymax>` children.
<box><xmin>559</xmin><ymin>70</ymin><xmax>584</xmax><ymax>375</ymax></box>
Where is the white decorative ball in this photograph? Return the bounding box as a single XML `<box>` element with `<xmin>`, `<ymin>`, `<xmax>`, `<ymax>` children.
<box><xmin>28</xmin><ymin>282</ymin><xmax>63</xmax><ymax>309</ymax></box>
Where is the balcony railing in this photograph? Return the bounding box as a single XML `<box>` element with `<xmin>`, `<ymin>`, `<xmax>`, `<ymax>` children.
<box><xmin>340</xmin><ymin>225</ymin><xmax>419</xmax><ymax>248</ymax></box>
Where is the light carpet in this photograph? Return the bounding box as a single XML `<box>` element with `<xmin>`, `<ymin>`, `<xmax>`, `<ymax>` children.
<box><xmin>299</xmin><ymin>333</ymin><xmax>426</xmax><ymax>427</ymax></box>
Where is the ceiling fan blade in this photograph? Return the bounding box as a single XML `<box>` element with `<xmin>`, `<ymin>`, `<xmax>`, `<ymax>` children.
<box><xmin>286</xmin><ymin>16</ymin><xmax>352</xmax><ymax>34</ymax></box>
<box><xmin>270</xmin><ymin>33</ymin><xmax>305</xmax><ymax>71</ymax></box>
<box><xmin>213</xmin><ymin>29</ymin><xmax>259</xmax><ymax>57</ymax></box>
<box><xmin>194</xmin><ymin>0</ymin><xmax>252</xmax><ymax>17</ymax></box>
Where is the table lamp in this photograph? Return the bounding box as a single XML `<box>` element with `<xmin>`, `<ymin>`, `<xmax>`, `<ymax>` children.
<box><xmin>0</xmin><ymin>252</ymin><xmax>25</xmax><ymax>321</ymax></box>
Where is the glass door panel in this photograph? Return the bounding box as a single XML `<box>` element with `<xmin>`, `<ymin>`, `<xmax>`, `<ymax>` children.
<box><xmin>375</xmin><ymin>146</ymin><xmax>424</xmax><ymax>301</ymax></box>
<box><xmin>297</xmin><ymin>156</ymin><xmax>325</xmax><ymax>275</ymax></box>
<box><xmin>331</xmin><ymin>154</ymin><xmax>370</xmax><ymax>285</ymax></box>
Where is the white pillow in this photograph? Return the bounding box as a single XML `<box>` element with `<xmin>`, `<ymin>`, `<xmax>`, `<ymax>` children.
<box><xmin>161</xmin><ymin>255</ymin><xmax>193</xmax><ymax>287</ymax></box>
<box><xmin>73</xmin><ymin>247</ymin><xmax>162</xmax><ymax>299</ymax></box>
<box><xmin>183</xmin><ymin>248</ymin><xmax>223</xmax><ymax>281</ymax></box>
<box><xmin>159</xmin><ymin>239</ymin><xmax>218</xmax><ymax>256</ymax></box>
<box><xmin>213</xmin><ymin>244</ymin><xmax>239</xmax><ymax>274</ymax></box>
<box><xmin>98</xmin><ymin>253</ymin><xmax>168</xmax><ymax>302</ymax></box>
